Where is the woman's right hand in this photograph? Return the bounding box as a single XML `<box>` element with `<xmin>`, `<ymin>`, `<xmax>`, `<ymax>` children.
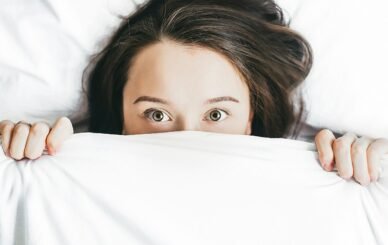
<box><xmin>0</xmin><ymin>117</ymin><xmax>73</xmax><ymax>160</ymax></box>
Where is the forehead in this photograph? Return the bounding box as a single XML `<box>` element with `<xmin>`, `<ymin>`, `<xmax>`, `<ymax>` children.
<box><xmin>125</xmin><ymin>40</ymin><xmax>249</xmax><ymax>102</ymax></box>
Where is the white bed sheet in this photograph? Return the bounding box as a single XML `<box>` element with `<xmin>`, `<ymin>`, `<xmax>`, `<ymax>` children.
<box><xmin>0</xmin><ymin>131</ymin><xmax>387</xmax><ymax>245</ymax></box>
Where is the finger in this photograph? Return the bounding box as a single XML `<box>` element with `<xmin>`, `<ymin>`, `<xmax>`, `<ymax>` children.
<box><xmin>0</xmin><ymin>121</ymin><xmax>15</xmax><ymax>156</ymax></box>
<box><xmin>367</xmin><ymin>138</ymin><xmax>388</xmax><ymax>182</ymax></box>
<box><xmin>315</xmin><ymin>129</ymin><xmax>336</xmax><ymax>171</ymax></box>
<box><xmin>24</xmin><ymin>122</ymin><xmax>50</xmax><ymax>160</ymax></box>
<box><xmin>351</xmin><ymin>136</ymin><xmax>374</xmax><ymax>186</ymax></box>
<box><xmin>46</xmin><ymin>117</ymin><xmax>74</xmax><ymax>155</ymax></box>
<box><xmin>333</xmin><ymin>132</ymin><xmax>358</xmax><ymax>179</ymax></box>
<box><xmin>9</xmin><ymin>123</ymin><xmax>30</xmax><ymax>160</ymax></box>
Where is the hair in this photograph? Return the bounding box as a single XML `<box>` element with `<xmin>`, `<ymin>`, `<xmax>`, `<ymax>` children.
<box><xmin>83</xmin><ymin>0</ymin><xmax>312</xmax><ymax>138</ymax></box>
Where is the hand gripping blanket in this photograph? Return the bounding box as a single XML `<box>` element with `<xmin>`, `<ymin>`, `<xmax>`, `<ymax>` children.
<box><xmin>0</xmin><ymin>131</ymin><xmax>387</xmax><ymax>245</ymax></box>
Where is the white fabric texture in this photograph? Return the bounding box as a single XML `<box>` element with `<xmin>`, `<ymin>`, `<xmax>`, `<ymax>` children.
<box><xmin>0</xmin><ymin>0</ymin><xmax>137</xmax><ymax>125</ymax></box>
<box><xmin>1</xmin><ymin>131</ymin><xmax>388</xmax><ymax>245</ymax></box>
<box><xmin>277</xmin><ymin>0</ymin><xmax>388</xmax><ymax>138</ymax></box>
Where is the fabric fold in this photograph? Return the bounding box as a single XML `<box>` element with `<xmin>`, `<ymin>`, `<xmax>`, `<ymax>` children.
<box><xmin>0</xmin><ymin>131</ymin><xmax>387</xmax><ymax>245</ymax></box>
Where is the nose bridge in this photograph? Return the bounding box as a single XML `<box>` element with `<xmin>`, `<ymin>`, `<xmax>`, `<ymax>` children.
<box><xmin>177</xmin><ymin>116</ymin><xmax>201</xmax><ymax>131</ymax></box>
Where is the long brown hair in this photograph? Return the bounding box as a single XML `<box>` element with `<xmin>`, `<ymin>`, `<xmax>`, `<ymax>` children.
<box><xmin>83</xmin><ymin>0</ymin><xmax>312</xmax><ymax>138</ymax></box>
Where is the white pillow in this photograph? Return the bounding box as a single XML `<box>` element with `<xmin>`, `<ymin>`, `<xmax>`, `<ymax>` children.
<box><xmin>278</xmin><ymin>0</ymin><xmax>388</xmax><ymax>139</ymax></box>
<box><xmin>0</xmin><ymin>0</ymin><xmax>137</xmax><ymax>125</ymax></box>
<box><xmin>1</xmin><ymin>0</ymin><xmax>387</xmax><ymax>139</ymax></box>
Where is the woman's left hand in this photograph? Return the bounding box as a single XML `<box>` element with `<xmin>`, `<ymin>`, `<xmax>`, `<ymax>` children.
<box><xmin>314</xmin><ymin>129</ymin><xmax>388</xmax><ymax>185</ymax></box>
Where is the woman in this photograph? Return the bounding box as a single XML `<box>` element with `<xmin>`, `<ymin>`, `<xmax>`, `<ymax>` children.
<box><xmin>0</xmin><ymin>0</ymin><xmax>387</xmax><ymax>185</ymax></box>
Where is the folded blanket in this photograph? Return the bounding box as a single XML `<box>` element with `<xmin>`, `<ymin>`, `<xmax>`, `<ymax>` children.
<box><xmin>0</xmin><ymin>131</ymin><xmax>387</xmax><ymax>245</ymax></box>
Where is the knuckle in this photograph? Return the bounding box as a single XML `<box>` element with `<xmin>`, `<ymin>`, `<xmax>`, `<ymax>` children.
<box><xmin>2</xmin><ymin>123</ymin><xmax>14</xmax><ymax>133</ymax></box>
<box><xmin>0</xmin><ymin>120</ymin><xmax>13</xmax><ymax>127</ymax></box>
<box><xmin>351</xmin><ymin>144</ymin><xmax>364</xmax><ymax>156</ymax></box>
<box><xmin>333</xmin><ymin>139</ymin><xmax>347</xmax><ymax>152</ymax></box>
<box><xmin>314</xmin><ymin>132</ymin><xmax>322</xmax><ymax>141</ymax></box>
<box><xmin>30</xmin><ymin>123</ymin><xmax>49</xmax><ymax>136</ymax></box>
<box><xmin>333</xmin><ymin>138</ymin><xmax>344</xmax><ymax>146</ymax></box>
<box><xmin>353</xmin><ymin>143</ymin><xmax>365</xmax><ymax>152</ymax></box>
<box><xmin>14</xmin><ymin>124</ymin><xmax>29</xmax><ymax>135</ymax></box>
<box><xmin>367</xmin><ymin>146</ymin><xmax>379</xmax><ymax>156</ymax></box>
<box><xmin>55</xmin><ymin>117</ymin><xmax>74</xmax><ymax>134</ymax></box>
<box><xmin>333</xmin><ymin>139</ymin><xmax>350</xmax><ymax>154</ymax></box>
<box><xmin>58</xmin><ymin>117</ymin><xmax>71</xmax><ymax>126</ymax></box>
<box><xmin>315</xmin><ymin>129</ymin><xmax>333</xmax><ymax>140</ymax></box>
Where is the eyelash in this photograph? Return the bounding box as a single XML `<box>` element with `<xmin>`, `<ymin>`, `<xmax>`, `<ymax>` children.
<box><xmin>143</xmin><ymin>108</ymin><xmax>172</xmax><ymax>123</ymax></box>
<box><xmin>142</xmin><ymin>108</ymin><xmax>230</xmax><ymax>123</ymax></box>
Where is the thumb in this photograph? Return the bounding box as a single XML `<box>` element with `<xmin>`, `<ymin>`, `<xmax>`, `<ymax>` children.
<box><xmin>46</xmin><ymin>117</ymin><xmax>74</xmax><ymax>155</ymax></box>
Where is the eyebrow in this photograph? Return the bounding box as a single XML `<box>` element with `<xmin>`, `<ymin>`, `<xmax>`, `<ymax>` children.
<box><xmin>133</xmin><ymin>96</ymin><xmax>240</xmax><ymax>105</ymax></box>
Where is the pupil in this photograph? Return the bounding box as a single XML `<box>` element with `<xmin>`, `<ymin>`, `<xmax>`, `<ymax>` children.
<box><xmin>153</xmin><ymin>111</ymin><xmax>163</xmax><ymax>121</ymax></box>
<box><xmin>211</xmin><ymin>111</ymin><xmax>221</xmax><ymax>121</ymax></box>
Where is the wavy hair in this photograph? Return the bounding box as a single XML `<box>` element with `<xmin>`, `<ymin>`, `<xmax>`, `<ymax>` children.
<box><xmin>83</xmin><ymin>0</ymin><xmax>313</xmax><ymax>138</ymax></box>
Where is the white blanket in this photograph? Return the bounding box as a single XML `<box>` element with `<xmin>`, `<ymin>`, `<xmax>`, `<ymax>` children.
<box><xmin>0</xmin><ymin>131</ymin><xmax>387</xmax><ymax>245</ymax></box>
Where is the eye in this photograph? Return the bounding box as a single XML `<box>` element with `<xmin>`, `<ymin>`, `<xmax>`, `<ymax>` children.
<box><xmin>143</xmin><ymin>109</ymin><xmax>171</xmax><ymax>122</ymax></box>
<box><xmin>205</xmin><ymin>109</ymin><xmax>229</xmax><ymax>122</ymax></box>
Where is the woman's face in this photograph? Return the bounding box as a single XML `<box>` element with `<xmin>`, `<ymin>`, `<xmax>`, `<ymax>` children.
<box><xmin>122</xmin><ymin>39</ymin><xmax>253</xmax><ymax>135</ymax></box>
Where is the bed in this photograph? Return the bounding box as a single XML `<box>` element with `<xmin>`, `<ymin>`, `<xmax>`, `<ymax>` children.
<box><xmin>1</xmin><ymin>0</ymin><xmax>388</xmax><ymax>244</ymax></box>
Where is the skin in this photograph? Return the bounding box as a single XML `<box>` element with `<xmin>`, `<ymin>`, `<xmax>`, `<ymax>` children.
<box><xmin>122</xmin><ymin>40</ymin><xmax>253</xmax><ymax>135</ymax></box>
<box><xmin>314</xmin><ymin>130</ymin><xmax>388</xmax><ymax>185</ymax></box>
<box><xmin>0</xmin><ymin>117</ymin><xmax>73</xmax><ymax>160</ymax></box>
<box><xmin>0</xmin><ymin>40</ymin><xmax>387</xmax><ymax>186</ymax></box>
